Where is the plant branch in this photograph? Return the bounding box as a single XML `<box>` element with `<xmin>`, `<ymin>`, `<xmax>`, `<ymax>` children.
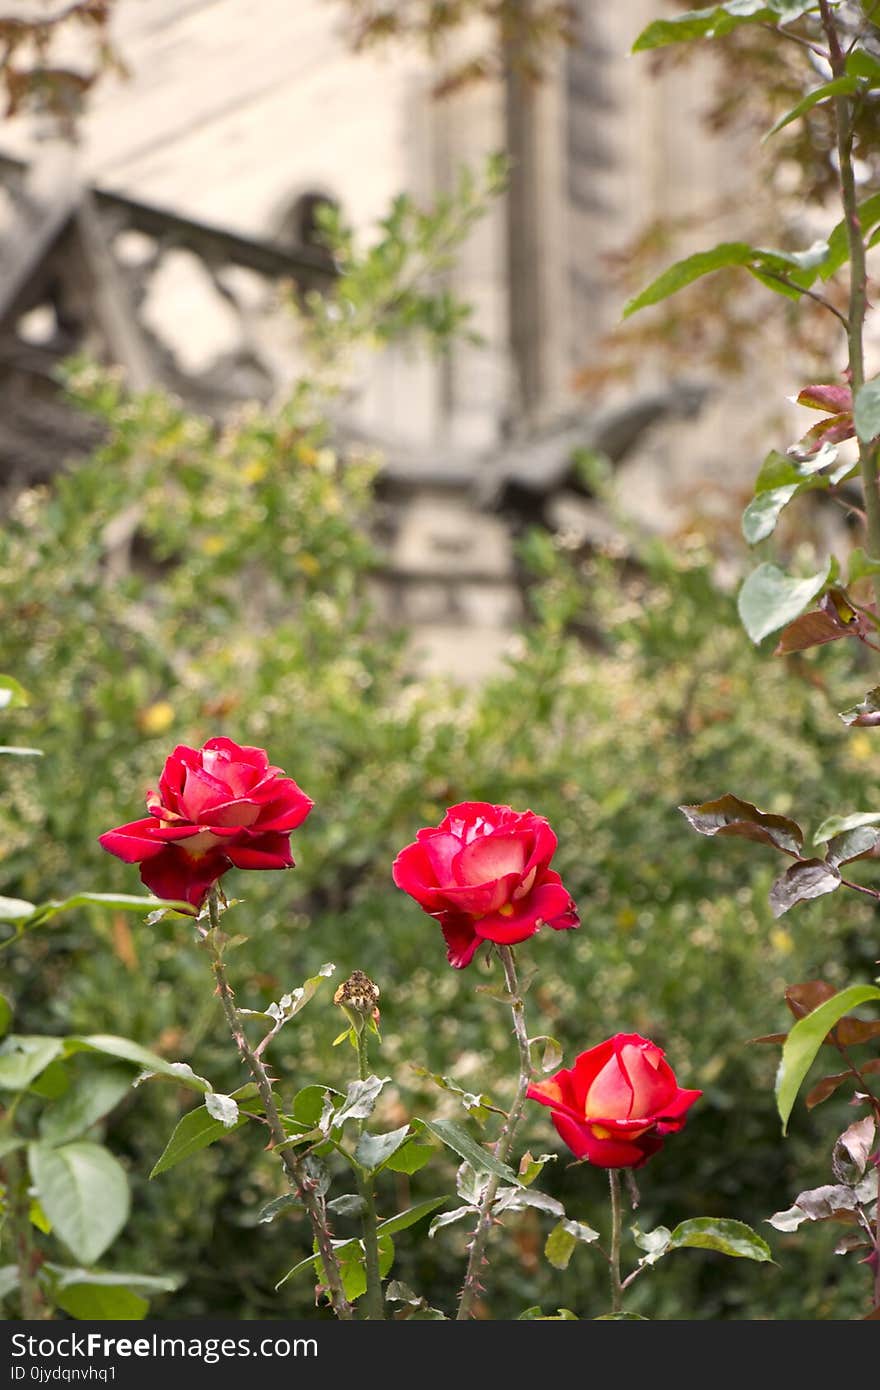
<box><xmin>456</xmin><ymin>944</ymin><xmax>533</xmax><ymax>1320</ymax></box>
<box><xmin>205</xmin><ymin>889</ymin><xmax>353</xmax><ymax>1320</ymax></box>
<box><xmin>608</xmin><ymin>1169</ymin><xmax>624</xmax><ymax>1315</ymax></box>
<box><xmin>756</xmin><ymin>269</ymin><xmax>850</xmax><ymax>329</ymax></box>
<box><xmin>355</xmin><ymin>1025</ymin><xmax>384</xmax><ymax>1320</ymax></box>
<box><xmin>820</xmin><ymin>0</ymin><xmax>880</xmax><ymax>606</ymax></box>
<box><xmin>2</xmin><ymin>1147</ymin><xmax>48</xmax><ymax>1319</ymax></box>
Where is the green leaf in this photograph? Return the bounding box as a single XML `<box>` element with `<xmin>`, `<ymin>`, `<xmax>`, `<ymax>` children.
<box><xmin>0</xmin><ymin>675</ymin><xmax>30</xmax><ymax>709</ymax></box>
<box><xmin>333</xmin><ymin>1074</ymin><xmax>390</xmax><ymax>1128</ymax></box>
<box><xmin>777</xmin><ymin>984</ymin><xmax>880</xmax><ymax>1132</ymax></box>
<box><xmin>428</xmin><ymin>1206</ymin><xmax>475</xmax><ymax>1238</ymax></box>
<box><xmin>44</xmin><ymin>1264</ymin><xmax>179</xmax><ymax>1296</ymax></box>
<box><xmin>854</xmin><ymin>379</ymin><xmax>880</xmax><ymax>444</ymax></box>
<box><xmin>519</xmin><ymin>1305</ymin><xmax>579</xmax><ymax>1319</ymax></box>
<box><xmin>326</xmin><ymin>1194</ymin><xmax>367</xmax><ymax>1218</ymax></box>
<box><xmin>28</xmin><ymin>1140</ymin><xmax>130</xmax><ymax>1264</ymax></box>
<box><xmin>768</xmin><ymin>859</ymin><xmax>840</xmax><ymax>919</ymax></box>
<box><xmin>53</xmin><ymin>1283</ymin><xmax>148</xmax><ymax>1320</ymax></box>
<box><xmin>378</xmin><ymin>1196</ymin><xmax>447</xmax><ymax>1238</ymax></box>
<box><xmin>847</xmin><ymin>547</ymin><xmax>880</xmax><ymax>584</ymax></box>
<box><xmin>633</xmin><ymin>1224</ymin><xmax>673</xmax><ymax>1266</ymax></box>
<box><xmin>0</xmin><ymin>994</ymin><xmax>11</xmax><ymax>1039</ymax></box>
<box><xmin>633</xmin><ymin>3</ymin><xmax>815</xmax><ymax>54</ymax></box>
<box><xmin>821</xmin><ymin>191</ymin><xmax>880</xmax><ymax>279</ymax></box>
<box><xmin>529</xmin><ymin>1036</ymin><xmax>563</xmax><ymax>1074</ymax></box>
<box><xmin>667</xmin><ymin>1217</ymin><xmax>774</xmax><ymax>1262</ymax></box>
<box><xmin>0</xmin><ymin>896</ymin><xmax>36</xmax><ymax>923</ymax></box>
<box><xmin>38</xmin><ymin>1063</ymin><xmax>132</xmax><ymax>1145</ymax></box>
<box><xmin>204</xmin><ymin>1092</ymin><xmax>239</xmax><ymax>1128</ymax></box>
<box><xmin>416</xmin><ymin>1117</ymin><xmax>519</xmax><ymax>1184</ymax></box>
<box><xmin>544</xmin><ymin>1218</ymin><xmax>600</xmax><ymax>1269</ymax></box>
<box><xmin>737</xmin><ymin>560</ymin><xmax>831</xmax><ymax>644</ymax></box>
<box><xmin>150</xmin><ymin>1098</ymin><xmax>252</xmax><ymax>1178</ymax></box>
<box><xmin>64</xmin><ymin>1035</ymin><xmax>211</xmax><ymax>1092</ymax></box>
<box><xmin>763</xmin><ymin>75</ymin><xmax>859</xmax><ymax>141</ymax></box>
<box><xmin>0</xmin><ymin>1036</ymin><xmax>65</xmax><ymax>1091</ymax></box>
<box><xmin>382</xmin><ymin>1138</ymin><xmax>433</xmax><ymax>1175</ymax></box>
<box><xmin>814</xmin><ymin>811</ymin><xmax>880</xmax><ymax>845</ymax></box>
<box><xmin>257</xmin><ymin>1194</ymin><xmax>301</xmax><ymax>1224</ymax></box>
<box><xmin>623</xmin><ymin>242</ymin><xmax>754</xmax><ymax>316</ymax></box>
<box><xmin>741</xmin><ymin>485</ymin><xmax>800</xmax><ymax>544</ymax></box>
<box><xmin>291</xmin><ymin>1084</ymin><xmax>340</xmax><ymax>1127</ymax></box>
<box><xmin>0</xmin><ymin>1267</ymin><xmax>19</xmax><ymax>1304</ymax></box>
<box><xmin>354</xmin><ymin>1125</ymin><xmax>410</xmax><ymax>1173</ymax></box>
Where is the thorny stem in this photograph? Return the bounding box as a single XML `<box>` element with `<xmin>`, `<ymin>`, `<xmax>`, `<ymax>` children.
<box><xmin>608</xmin><ymin>1170</ymin><xmax>624</xmax><ymax>1316</ymax></box>
<box><xmin>456</xmin><ymin>944</ymin><xmax>533</xmax><ymax>1320</ymax></box>
<box><xmin>205</xmin><ymin>889</ymin><xmax>353</xmax><ymax>1320</ymax></box>
<box><xmin>820</xmin><ymin>0</ymin><xmax>880</xmax><ymax>608</ymax></box>
<box><xmin>355</xmin><ymin>1024</ymin><xmax>385</xmax><ymax>1320</ymax></box>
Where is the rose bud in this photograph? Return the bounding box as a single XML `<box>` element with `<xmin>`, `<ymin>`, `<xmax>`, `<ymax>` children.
<box><xmin>99</xmin><ymin>736</ymin><xmax>313</xmax><ymax>912</ymax></box>
<box><xmin>527</xmin><ymin>1033</ymin><xmax>701</xmax><ymax>1169</ymax></box>
<box><xmin>392</xmin><ymin>801</ymin><xmax>578</xmax><ymax>969</ymax></box>
<box><xmin>333</xmin><ymin>969</ymin><xmax>381</xmax><ymax>1033</ymax></box>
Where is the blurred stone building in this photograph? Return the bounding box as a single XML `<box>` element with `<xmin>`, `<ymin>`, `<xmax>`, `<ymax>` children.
<box><xmin>0</xmin><ymin>0</ymin><xmax>783</xmax><ymax>676</ymax></box>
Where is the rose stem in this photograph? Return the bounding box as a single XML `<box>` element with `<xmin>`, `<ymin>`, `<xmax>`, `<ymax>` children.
<box><xmin>2</xmin><ymin>1141</ymin><xmax>48</xmax><ymax>1319</ymax></box>
<box><xmin>608</xmin><ymin>1169</ymin><xmax>624</xmax><ymax>1315</ymax></box>
<box><xmin>205</xmin><ymin>887</ymin><xmax>353</xmax><ymax>1320</ymax></box>
<box><xmin>819</xmin><ymin>0</ymin><xmax>880</xmax><ymax>602</ymax></box>
<box><xmin>354</xmin><ymin>1023</ymin><xmax>385</xmax><ymax>1320</ymax></box>
<box><xmin>456</xmin><ymin>943</ymin><xmax>533</xmax><ymax>1320</ymax></box>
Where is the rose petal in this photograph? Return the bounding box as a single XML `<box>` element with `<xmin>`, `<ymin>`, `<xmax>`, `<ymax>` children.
<box><xmin>224</xmin><ymin>832</ymin><xmax>295</xmax><ymax>870</ymax></box>
<box><xmin>440</xmin><ymin>914</ymin><xmax>482</xmax><ymax>969</ymax></box>
<box><xmin>138</xmin><ymin>845</ymin><xmax>230</xmax><ymax>911</ymax></box>
<box><xmin>98</xmin><ymin>817</ymin><xmax>206</xmax><ymax>864</ymax></box>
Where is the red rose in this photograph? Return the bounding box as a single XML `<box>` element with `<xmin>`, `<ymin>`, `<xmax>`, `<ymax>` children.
<box><xmin>99</xmin><ymin>737</ymin><xmax>313</xmax><ymax>912</ymax></box>
<box><xmin>391</xmin><ymin>801</ymin><xmax>578</xmax><ymax>968</ymax></box>
<box><xmin>527</xmin><ymin>1034</ymin><xmax>701</xmax><ymax>1169</ymax></box>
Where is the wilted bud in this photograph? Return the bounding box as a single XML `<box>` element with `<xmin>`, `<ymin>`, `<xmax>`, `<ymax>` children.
<box><xmin>333</xmin><ymin>969</ymin><xmax>380</xmax><ymax>1033</ymax></box>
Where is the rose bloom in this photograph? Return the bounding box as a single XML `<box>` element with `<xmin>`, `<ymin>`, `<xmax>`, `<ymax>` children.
<box><xmin>99</xmin><ymin>737</ymin><xmax>313</xmax><ymax>912</ymax></box>
<box><xmin>392</xmin><ymin>801</ymin><xmax>578</xmax><ymax>968</ymax></box>
<box><xmin>527</xmin><ymin>1034</ymin><xmax>701</xmax><ymax>1169</ymax></box>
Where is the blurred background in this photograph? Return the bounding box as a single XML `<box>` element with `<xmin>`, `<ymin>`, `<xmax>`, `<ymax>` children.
<box><xmin>1</xmin><ymin>0</ymin><xmax>878</xmax><ymax>1320</ymax></box>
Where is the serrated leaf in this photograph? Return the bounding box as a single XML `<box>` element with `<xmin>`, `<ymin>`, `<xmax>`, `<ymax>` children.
<box><xmin>738</xmin><ymin>561</ymin><xmax>831</xmax><ymax>644</ymax></box>
<box><xmin>544</xmin><ymin>1222</ymin><xmax>576</xmax><ymax>1270</ymax></box>
<box><xmin>777</xmin><ymin>984</ymin><xmax>880</xmax><ymax>1132</ymax></box>
<box><xmin>53</xmin><ymin>1283</ymin><xmax>148</xmax><ymax>1320</ymax></box>
<box><xmin>29</xmin><ymin>1141</ymin><xmax>129</xmax><ymax>1265</ymax></box>
<box><xmin>667</xmin><ymin>1217</ymin><xmax>774</xmax><ymax>1261</ymax></box>
<box><xmin>456</xmin><ymin>1162</ymin><xmax>488</xmax><ymax>1207</ymax></box>
<box><xmin>769</xmin><ymin>859</ymin><xmax>840</xmax><ymax>918</ymax></box>
<box><xmin>416</xmin><ymin>1117</ymin><xmax>519</xmax><ymax>1184</ymax></box>
<box><xmin>354</xmin><ymin>1125</ymin><xmax>410</xmax><ymax>1173</ymax></box>
<box><xmin>679</xmin><ymin>794</ymin><xmax>803</xmax><ymax>855</ymax></box>
<box><xmin>855</xmin><ymin>379</ymin><xmax>880</xmax><ymax>444</ymax></box>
